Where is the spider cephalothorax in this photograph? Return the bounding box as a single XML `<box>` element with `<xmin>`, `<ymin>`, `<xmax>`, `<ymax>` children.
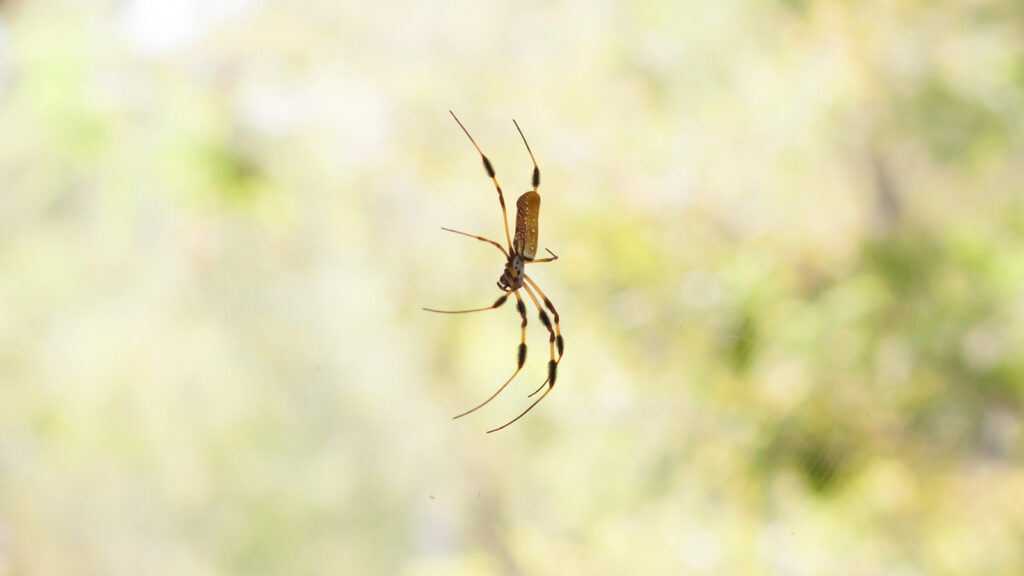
<box><xmin>497</xmin><ymin>253</ymin><xmax>525</xmax><ymax>292</ymax></box>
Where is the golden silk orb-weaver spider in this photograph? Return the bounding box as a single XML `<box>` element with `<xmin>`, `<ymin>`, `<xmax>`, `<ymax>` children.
<box><xmin>424</xmin><ymin>111</ymin><xmax>565</xmax><ymax>433</ymax></box>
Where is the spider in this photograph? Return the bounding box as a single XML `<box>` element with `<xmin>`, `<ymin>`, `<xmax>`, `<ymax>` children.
<box><xmin>424</xmin><ymin>111</ymin><xmax>565</xmax><ymax>433</ymax></box>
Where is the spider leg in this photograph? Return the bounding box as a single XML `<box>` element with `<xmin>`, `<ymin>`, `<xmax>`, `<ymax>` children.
<box><xmin>440</xmin><ymin>227</ymin><xmax>508</xmax><ymax>257</ymax></box>
<box><xmin>513</xmin><ymin>118</ymin><xmax>540</xmax><ymax>191</ymax></box>
<box><xmin>487</xmin><ymin>384</ymin><xmax>554</xmax><ymax>434</ymax></box>
<box><xmin>453</xmin><ymin>290</ymin><xmax>528</xmax><ymax>419</ymax></box>
<box><xmin>526</xmin><ymin>248</ymin><xmax>559</xmax><ymax>264</ymax></box>
<box><xmin>423</xmin><ymin>293</ymin><xmax>509</xmax><ymax>314</ymax></box>
<box><xmin>450</xmin><ymin>111</ymin><xmax>513</xmax><ymax>251</ymax></box>
<box><xmin>520</xmin><ymin>281</ymin><xmax>558</xmax><ymax>382</ymax></box>
<box><xmin>523</xmin><ymin>274</ymin><xmax>563</xmax><ymax>397</ymax></box>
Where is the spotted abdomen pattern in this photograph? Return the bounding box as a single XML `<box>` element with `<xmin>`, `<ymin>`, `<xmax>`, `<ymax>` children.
<box><xmin>513</xmin><ymin>191</ymin><xmax>541</xmax><ymax>260</ymax></box>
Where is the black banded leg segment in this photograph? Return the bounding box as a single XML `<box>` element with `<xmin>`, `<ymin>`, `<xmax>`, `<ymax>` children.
<box><xmin>520</xmin><ymin>282</ymin><xmax>557</xmax><ymax>398</ymax></box>
<box><xmin>484</xmin><ymin>282</ymin><xmax>557</xmax><ymax>433</ymax></box>
<box><xmin>525</xmin><ymin>275</ymin><xmax>563</xmax><ymax>356</ymax></box>
<box><xmin>452</xmin><ymin>290</ymin><xmax>528</xmax><ymax>420</ymax></box>
<box><xmin>513</xmin><ymin>119</ymin><xmax>540</xmax><ymax>191</ymax></box>
<box><xmin>449</xmin><ymin>111</ymin><xmax>513</xmax><ymax>250</ymax></box>
<box><xmin>523</xmin><ymin>283</ymin><xmax>558</xmax><ymax>382</ymax></box>
<box><xmin>524</xmin><ymin>274</ymin><xmax>563</xmax><ymax>397</ymax></box>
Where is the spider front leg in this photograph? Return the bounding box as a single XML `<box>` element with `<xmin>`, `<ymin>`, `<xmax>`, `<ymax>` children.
<box><xmin>452</xmin><ymin>290</ymin><xmax>528</xmax><ymax>420</ymax></box>
<box><xmin>450</xmin><ymin>111</ymin><xmax>514</xmax><ymax>250</ymax></box>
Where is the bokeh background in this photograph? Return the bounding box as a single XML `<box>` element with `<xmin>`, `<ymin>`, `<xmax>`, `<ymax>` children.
<box><xmin>2</xmin><ymin>0</ymin><xmax>1023</xmax><ymax>574</ymax></box>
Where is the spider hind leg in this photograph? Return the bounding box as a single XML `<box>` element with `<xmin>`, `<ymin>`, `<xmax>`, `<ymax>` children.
<box><xmin>452</xmin><ymin>291</ymin><xmax>529</xmax><ymax>420</ymax></box>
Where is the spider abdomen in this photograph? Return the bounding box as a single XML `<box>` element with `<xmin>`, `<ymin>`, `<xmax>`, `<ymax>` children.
<box><xmin>514</xmin><ymin>191</ymin><xmax>541</xmax><ymax>260</ymax></box>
